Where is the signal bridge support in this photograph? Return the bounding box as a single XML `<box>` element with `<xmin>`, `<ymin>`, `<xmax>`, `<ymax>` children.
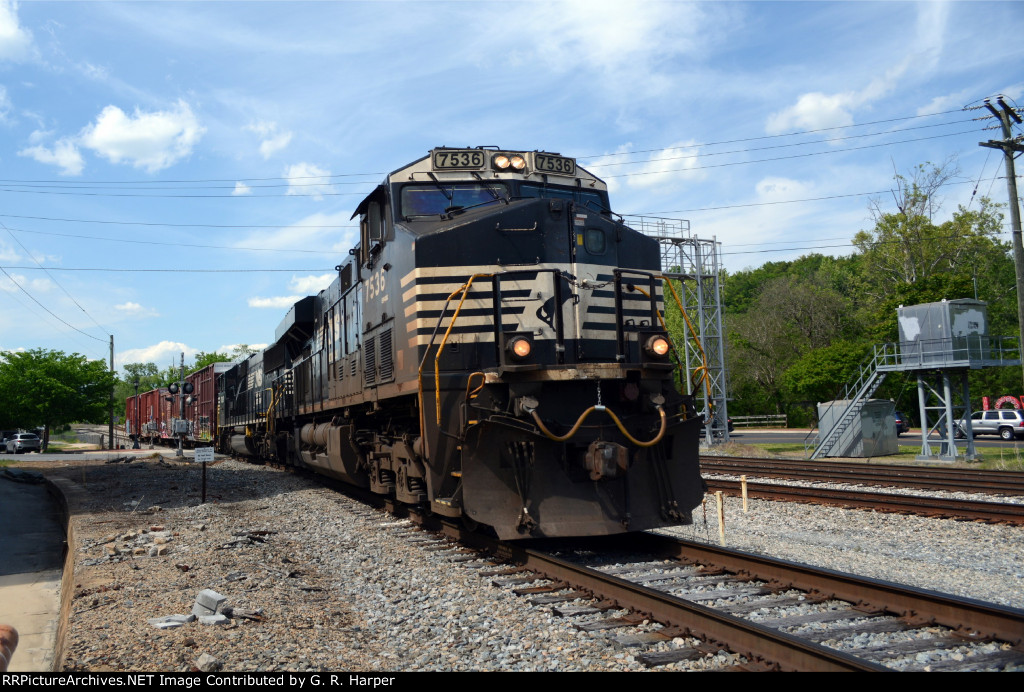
<box><xmin>626</xmin><ymin>216</ymin><xmax>729</xmax><ymax>445</ymax></box>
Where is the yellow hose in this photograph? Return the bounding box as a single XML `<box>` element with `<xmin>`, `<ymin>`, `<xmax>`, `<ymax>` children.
<box><xmin>659</xmin><ymin>277</ymin><xmax>713</xmax><ymax>402</ymax></box>
<box><xmin>529</xmin><ymin>405</ymin><xmax>667</xmax><ymax>448</ymax></box>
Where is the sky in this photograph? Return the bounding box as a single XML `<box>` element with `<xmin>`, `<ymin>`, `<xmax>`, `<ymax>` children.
<box><xmin>0</xmin><ymin>0</ymin><xmax>1022</xmax><ymax>371</ymax></box>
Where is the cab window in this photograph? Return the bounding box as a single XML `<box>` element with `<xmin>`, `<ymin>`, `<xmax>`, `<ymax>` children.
<box><xmin>401</xmin><ymin>183</ymin><xmax>509</xmax><ymax>217</ymax></box>
<box><xmin>519</xmin><ymin>183</ymin><xmax>610</xmax><ymax>212</ymax></box>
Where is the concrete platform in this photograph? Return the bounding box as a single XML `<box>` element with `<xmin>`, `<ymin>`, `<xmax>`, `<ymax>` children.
<box><xmin>0</xmin><ymin>471</ymin><xmax>65</xmax><ymax>672</ymax></box>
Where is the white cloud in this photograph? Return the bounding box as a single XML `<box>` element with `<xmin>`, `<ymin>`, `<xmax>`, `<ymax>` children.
<box><xmin>587</xmin><ymin>142</ymin><xmax>705</xmax><ymax>192</ymax></box>
<box><xmin>288</xmin><ymin>273</ymin><xmax>334</xmax><ymax>294</ymax></box>
<box><xmin>284</xmin><ymin>162</ymin><xmax>333</xmax><ymax>199</ymax></box>
<box><xmin>766</xmin><ymin>3</ymin><xmax>951</xmax><ymax>135</ymax></box>
<box><xmin>917</xmin><ymin>89</ymin><xmax>973</xmax><ymax>116</ymax></box>
<box><xmin>755</xmin><ymin>177</ymin><xmax>812</xmax><ymax>202</ymax></box>
<box><xmin>0</xmin><ymin>241</ymin><xmax>18</xmax><ymax>262</ymax></box>
<box><xmin>18</xmin><ymin>136</ymin><xmax>85</xmax><ymax>175</ymax></box>
<box><xmin>495</xmin><ymin>1</ymin><xmax>714</xmax><ymax>83</ymax></box>
<box><xmin>0</xmin><ymin>1</ymin><xmax>34</xmax><ymax>62</ymax></box>
<box><xmin>232</xmin><ymin>182</ymin><xmax>252</xmax><ymax>195</ymax></box>
<box><xmin>766</xmin><ymin>92</ymin><xmax>857</xmax><ymax>134</ymax></box>
<box><xmin>261</xmin><ymin>132</ymin><xmax>292</xmax><ymax>158</ymax></box>
<box><xmin>246</xmin><ymin>120</ymin><xmax>293</xmax><ymax>159</ymax></box>
<box><xmin>248</xmin><ymin>295</ymin><xmax>302</xmax><ymax>309</ymax></box>
<box><xmin>233</xmin><ymin>211</ymin><xmax>355</xmax><ymax>254</ymax></box>
<box><xmin>0</xmin><ymin>273</ymin><xmax>53</xmax><ymax>293</ymax></box>
<box><xmin>78</xmin><ymin>99</ymin><xmax>205</xmax><ymax>173</ymax></box>
<box><xmin>117</xmin><ymin>340</ymin><xmax>196</xmax><ymax>368</ymax></box>
<box><xmin>0</xmin><ymin>84</ymin><xmax>10</xmax><ymax>121</ymax></box>
<box><xmin>114</xmin><ymin>301</ymin><xmax>159</xmax><ymax>317</ymax></box>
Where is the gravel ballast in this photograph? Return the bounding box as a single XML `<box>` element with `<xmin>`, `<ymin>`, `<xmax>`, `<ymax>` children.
<box><xmin>22</xmin><ymin>454</ymin><xmax>1024</xmax><ymax>671</ymax></box>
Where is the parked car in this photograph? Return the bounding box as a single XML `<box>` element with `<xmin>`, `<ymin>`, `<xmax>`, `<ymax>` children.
<box><xmin>893</xmin><ymin>411</ymin><xmax>910</xmax><ymax>435</ymax></box>
<box><xmin>5</xmin><ymin>433</ymin><xmax>41</xmax><ymax>454</ymax></box>
<box><xmin>955</xmin><ymin>410</ymin><xmax>1024</xmax><ymax>441</ymax></box>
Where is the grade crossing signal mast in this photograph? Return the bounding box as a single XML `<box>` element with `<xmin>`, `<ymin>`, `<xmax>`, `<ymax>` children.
<box><xmin>165</xmin><ymin>352</ymin><xmax>196</xmax><ymax>457</ymax></box>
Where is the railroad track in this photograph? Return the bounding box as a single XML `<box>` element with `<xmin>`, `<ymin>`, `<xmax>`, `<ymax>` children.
<box><xmin>415</xmin><ymin>521</ymin><xmax>1024</xmax><ymax>672</ymax></box>
<box><xmin>701</xmin><ymin>456</ymin><xmax>1024</xmax><ymax>495</ymax></box>
<box><xmin>700</xmin><ymin>456</ymin><xmax>1024</xmax><ymax>525</ymax></box>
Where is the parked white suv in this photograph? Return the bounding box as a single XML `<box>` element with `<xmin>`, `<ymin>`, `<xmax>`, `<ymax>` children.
<box><xmin>4</xmin><ymin>432</ymin><xmax>41</xmax><ymax>454</ymax></box>
<box><xmin>955</xmin><ymin>410</ymin><xmax>1024</xmax><ymax>441</ymax></box>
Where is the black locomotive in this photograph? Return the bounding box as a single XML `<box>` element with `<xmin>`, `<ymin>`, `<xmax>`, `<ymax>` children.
<box><xmin>218</xmin><ymin>147</ymin><xmax>706</xmax><ymax>539</ymax></box>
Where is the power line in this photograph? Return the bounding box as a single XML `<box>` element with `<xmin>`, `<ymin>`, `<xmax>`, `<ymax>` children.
<box><xmin>585</xmin><ymin>117</ymin><xmax>979</xmax><ymax>168</ymax></box>
<box><xmin>629</xmin><ymin>176</ymin><xmax>1015</xmax><ymax>216</ymax></box>
<box><xmin>1</xmin><ymin>222</ymin><xmax>111</xmax><ymax>339</ymax></box>
<box><xmin>0</xmin><ymin>186</ymin><xmax>370</xmax><ymax>199</ymax></box>
<box><xmin>576</xmin><ymin>109</ymin><xmax>967</xmax><ymax>159</ymax></box>
<box><xmin>4</xmin><ymin>226</ymin><xmax>333</xmax><ymax>254</ymax></box>
<box><xmin>0</xmin><ymin>266</ymin><xmax>335</xmax><ymax>273</ymax></box>
<box><xmin>0</xmin><ymin>213</ymin><xmax>356</xmax><ymax>229</ymax></box>
<box><xmin>0</xmin><ymin>266</ymin><xmax>107</xmax><ymax>342</ymax></box>
<box><xmin>601</xmin><ymin>129</ymin><xmax>982</xmax><ymax>179</ymax></box>
<box><xmin>0</xmin><ymin>128</ymin><xmax>979</xmax><ymax>198</ymax></box>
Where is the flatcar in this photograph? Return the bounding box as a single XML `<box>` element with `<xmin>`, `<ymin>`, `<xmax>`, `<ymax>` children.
<box><xmin>218</xmin><ymin>146</ymin><xmax>706</xmax><ymax>539</ymax></box>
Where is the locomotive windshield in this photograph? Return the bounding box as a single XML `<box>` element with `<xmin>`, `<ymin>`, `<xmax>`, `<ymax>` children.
<box><xmin>518</xmin><ymin>183</ymin><xmax>610</xmax><ymax>212</ymax></box>
<box><xmin>401</xmin><ymin>182</ymin><xmax>509</xmax><ymax>217</ymax></box>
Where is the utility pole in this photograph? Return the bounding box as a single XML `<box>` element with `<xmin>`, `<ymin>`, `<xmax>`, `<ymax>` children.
<box><xmin>980</xmin><ymin>97</ymin><xmax>1024</xmax><ymax>387</ymax></box>
<box><xmin>109</xmin><ymin>334</ymin><xmax>114</xmax><ymax>450</ymax></box>
<box><xmin>177</xmin><ymin>353</ymin><xmax>185</xmax><ymax>457</ymax></box>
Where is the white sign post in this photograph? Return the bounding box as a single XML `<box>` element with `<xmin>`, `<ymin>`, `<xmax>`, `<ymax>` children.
<box><xmin>194</xmin><ymin>446</ymin><xmax>215</xmax><ymax>463</ymax></box>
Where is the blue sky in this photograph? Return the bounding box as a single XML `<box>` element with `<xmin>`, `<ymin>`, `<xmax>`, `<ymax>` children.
<box><xmin>1</xmin><ymin>0</ymin><xmax>1022</xmax><ymax>371</ymax></box>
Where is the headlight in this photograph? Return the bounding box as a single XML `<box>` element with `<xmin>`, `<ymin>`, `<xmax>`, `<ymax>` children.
<box><xmin>645</xmin><ymin>335</ymin><xmax>671</xmax><ymax>358</ymax></box>
<box><xmin>507</xmin><ymin>335</ymin><xmax>532</xmax><ymax>360</ymax></box>
<box><xmin>492</xmin><ymin>153</ymin><xmax>527</xmax><ymax>172</ymax></box>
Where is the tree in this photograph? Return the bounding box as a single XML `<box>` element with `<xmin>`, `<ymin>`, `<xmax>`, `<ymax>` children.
<box><xmin>782</xmin><ymin>341</ymin><xmax>871</xmax><ymax>407</ymax></box>
<box><xmin>229</xmin><ymin>344</ymin><xmax>258</xmax><ymax>361</ymax></box>
<box><xmin>190</xmin><ymin>351</ymin><xmax>231</xmax><ymax>374</ymax></box>
<box><xmin>726</xmin><ymin>272</ymin><xmax>854</xmax><ymax>415</ymax></box>
<box><xmin>0</xmin><ymin>349</ymin><xmax>115</xmax><ymax>450</ymax></box>
<box><xmin>852</xmin><ymin>160</ymin><xmax>1004</xmax><ymax>300</ymax></box>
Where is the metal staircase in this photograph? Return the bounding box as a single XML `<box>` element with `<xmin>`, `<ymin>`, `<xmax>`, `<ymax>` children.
<box><xmin>805</xmin><ymin>353</ymin><xmax>887</xmax><ymax>459</ymax></box>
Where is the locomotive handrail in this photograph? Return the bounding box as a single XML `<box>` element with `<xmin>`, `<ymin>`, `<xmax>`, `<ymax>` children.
<box><xmin>416</xmin><ymin>273</ymin><xmax>496</xmax><ymax>461</ymax></box>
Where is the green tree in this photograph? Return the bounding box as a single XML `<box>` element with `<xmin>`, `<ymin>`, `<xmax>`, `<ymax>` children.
<box><xmin>190</xmin><ymin>350</ymin><xmax>231</xmax><ymax>374</ymax></box>
<box><xmin>0</xmin><ymin>349</ymin><xmax>115</xmax><ymax>450</ymax></box>
<box><xmin>782</xmin><ymin>341</ymin><xmax>871</xmax><ymax>408</ymax></box>
<box><xmin>229</xmin><ymin>344</ymin><xmax>258</xmax><ymax>361</ymax></box>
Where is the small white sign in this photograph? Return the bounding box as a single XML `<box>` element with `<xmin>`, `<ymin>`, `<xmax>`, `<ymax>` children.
<box><xmin>194</xmin><ymin>446</ymin><xmax>215</xmax><ymax>463</ymax></box>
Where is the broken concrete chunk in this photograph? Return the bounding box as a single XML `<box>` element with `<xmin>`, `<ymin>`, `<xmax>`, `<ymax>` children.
<box><xmin>147</xmin><ymin>614</ymin><xmax>196</xmax><ymax>629</ymax></box>
<box><xmin>198</xmin><ymin>613</ymin><xmax>229</xmax><ymax>626</ymax></box>
<box><xmin>193</xmin><ymin>589</ymin><xmax>228</xmax><ymax>615</ymax></box>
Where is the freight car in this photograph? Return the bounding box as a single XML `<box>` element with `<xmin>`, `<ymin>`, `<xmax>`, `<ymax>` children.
<box><xmin>125</xmin><ymin>362</ymin><xmax>232</xmax><ymax>446</ymax></box>
<box><xmin>221</xmin><ymin>147</ymin><xmax>706</xmax><ymax>539</ymax></box>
